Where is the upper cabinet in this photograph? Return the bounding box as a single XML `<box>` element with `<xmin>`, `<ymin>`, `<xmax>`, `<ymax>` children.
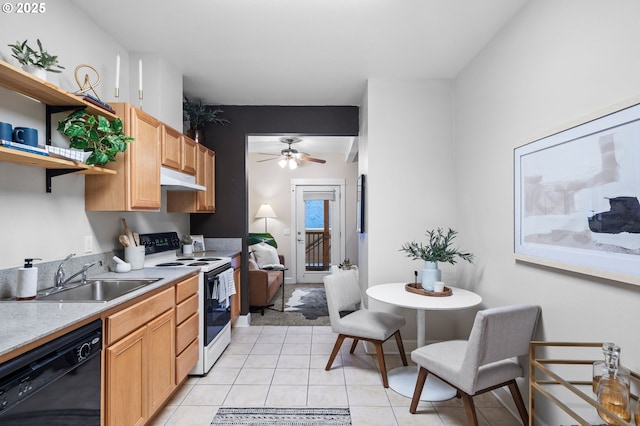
<box><xmin>161</xmin><ymin>126</ymin><xmax>196</xmax><ymax>176</ymax></box>
<box><xmin>166</xmin><ymin>145</ymin><xmax>215</xmax><ymax>213</ymax></box>
<box><xmin>85</xmin><ymin>103</ymin><xmax>162</xmax><ymax>211</ymax></box>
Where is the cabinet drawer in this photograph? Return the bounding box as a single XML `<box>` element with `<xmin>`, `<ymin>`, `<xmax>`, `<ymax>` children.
<box><xmin>176</xmin><ymin>338</ymin><xmax>199</xmax><ymax>383</ymax></box>
<box><xmin>176</xmin><ymin>294</ymin><xmax>198</xmax><ymax>325</ymax></box>
<box><xmin>176</xmin><ymin>274</ymin><xmax>198</xmax><ymax>304</ymax></box>
<box><xmin>176</xmin><ymin>313</ymin><xmax>198</xmax><ymax>354</ymax></box>
<box><xmin>107</xmin><ymin>287</ymin><xmax>174</xmax><ymax>346</ymax></box>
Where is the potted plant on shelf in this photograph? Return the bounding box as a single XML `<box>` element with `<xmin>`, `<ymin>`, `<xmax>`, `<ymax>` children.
<box><xmin>183</xmin><ymin>96</ymin><xmax>228</xmax><ymax>143</ymax></box>
<box><xmin>57</xmin><ymin>109</ymin><xmax>133</xmax><ymax>166</ymax></box>
<box><xmin>8</xmin><ymin>39</ymin><xmax>65</xmax><ymax>80</ymax></box>
<box><xmin>400</xmin><ymin>227</ymin><xmax>474</xmax><ymax>291</ymax></box>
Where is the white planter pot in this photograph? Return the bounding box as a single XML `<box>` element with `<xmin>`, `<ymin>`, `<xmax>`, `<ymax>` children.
<box><xmin>421</xmin><ymin>261</ymin><xmax>441</xmax><ymax>291</ymax></box>
<box><xmin>182</xmin><ymin>244</ymin><xmax>193</xmax><ymax>255</ymax></box>
<box><xmin>22</xmin><ymin>65</ymin><xmax>47</xmax><ymax>81</ymax></box>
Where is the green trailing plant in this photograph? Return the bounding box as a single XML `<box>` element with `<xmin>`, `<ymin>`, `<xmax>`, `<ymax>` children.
<box><xmin>8</xmin><ymin>39</ymin><xmax>65</xmax><ymax>73</ymax></box>
<box><xmin>400</xmin><ymin>227</ymin><xmax>474</xmax><ymax>264</ymax></box>
<box><xmin>57</xmin><ymin>109</ymin><xmax>133</xmax><ymax>166</ymax></box>
<box><xmin>183</xmin><ymin>96</ymin><xmax>228</xmax><ymax>130</ymax></box>
<box><xmin>180</xmin><ymin>235</ymin><xmax>193</xmax><ymax>245</ymax></box>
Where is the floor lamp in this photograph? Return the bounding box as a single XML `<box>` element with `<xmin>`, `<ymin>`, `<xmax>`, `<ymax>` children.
<box><xmin>255</xmin><ymin>204</ymin><xmax>277</xmax><ymax>233</ymax></box>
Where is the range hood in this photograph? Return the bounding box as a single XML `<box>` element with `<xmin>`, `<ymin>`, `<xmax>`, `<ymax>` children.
<box><xmin>160</xmin><ymin>167</ymin><xmax>206</xmax><ymax>192</ymax></box>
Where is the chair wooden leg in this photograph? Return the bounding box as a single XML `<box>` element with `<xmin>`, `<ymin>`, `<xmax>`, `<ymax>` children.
<box><xmin>350</xmin><ymin>338</ymin><xmax>359</xmax><ymax>354</ymax></box>
<box><xmin>373</xmin><ymin>341</ymin><xmax>389</xmax><ymax>388</ymax></box>
<box><xmin>410</xmin><ymin>367</ymin><xmax>429</xmax><ymax>414</ymax></box>
<box><xmin>394</xmin><ymin>331</ymin><xmax>408</xmax><ymax>366</ymax></box>
<box><xmin>460</xmin><ymin>392</ymin><xmax>479</xmax><ymax>426</ymax></box>
<box><xmin>325</xmin><ymin>334</ymin><xmax>346</xmax><ymax>371</ymax></box>
<box><xmin>508</xmin><ymin>380</ymin><xmax>529</xmax><ymax>425</ymax></box>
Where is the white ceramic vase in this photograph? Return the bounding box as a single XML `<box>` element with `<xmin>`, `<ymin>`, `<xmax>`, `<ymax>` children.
<box><xmin>22</xmin><ymin>65</ymin><xmax>47</xmax><ymax>81</ymax></box>
<box><xmin>421</xmin><ymin>261</ymin><xmax>441</xmax><ymax>291</ymax></box>
<box><xmin>182</xmin><ymin>244</ymin><xmax>193</xmax><ymax>255</ymax></box>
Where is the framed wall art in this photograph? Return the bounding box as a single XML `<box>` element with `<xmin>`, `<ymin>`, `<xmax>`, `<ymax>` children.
<box><xmin>191</xmin><ymin>235</ymin><xmax>205</xmax><ymax>252</ymax></box>
<box><xmin>514</xmin><ymin>102</ymin><xmax>640</xmax><ymax>285</ymax></box>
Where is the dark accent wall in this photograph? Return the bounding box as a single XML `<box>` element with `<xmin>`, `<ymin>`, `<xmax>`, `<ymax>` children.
<box><xmin>191</xmin><ymin>105</ymin><xmax>359</xmax><ymax>314</ymax></box>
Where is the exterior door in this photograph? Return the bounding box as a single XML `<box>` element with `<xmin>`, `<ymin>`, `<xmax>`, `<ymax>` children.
<box><xmin>293</xmin><ymin>181</ymin><xmax>345</xmax><ymax>283</ymax></box>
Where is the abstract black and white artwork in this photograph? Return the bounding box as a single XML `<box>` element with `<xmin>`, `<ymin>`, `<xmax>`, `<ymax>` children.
<box><xmin>514</xmin><ymin>102</ymin><xmax>640</xmax><ymax>284</ymax></box>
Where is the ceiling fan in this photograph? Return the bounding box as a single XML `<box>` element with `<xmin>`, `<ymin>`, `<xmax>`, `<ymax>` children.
<box><xmin>256</xmin><ymin>137</ymin><xmax>326</xmax><ymax>169</ymax></box>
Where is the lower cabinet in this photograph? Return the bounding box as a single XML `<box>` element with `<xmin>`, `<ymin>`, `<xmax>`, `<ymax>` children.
<box><xmin>104</xmin><ymin>274</ymin><xmax>199</xmax><ymax>426</ymax></box>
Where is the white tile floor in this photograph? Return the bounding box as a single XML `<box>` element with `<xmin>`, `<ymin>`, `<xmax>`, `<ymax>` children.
<box><xmin>150</xmin><ymin>325</ymin><xmax>520</xmax><ymax>425</ymax></box>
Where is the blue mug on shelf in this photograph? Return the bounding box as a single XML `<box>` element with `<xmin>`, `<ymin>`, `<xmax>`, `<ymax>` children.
<box><xmin>13</xmin><ymin>127</ymin><xmax>38</xmax><ymax>147</ymax></box>
<box><xmin>0</xmin><ymin>122</ymin><xmax>12</xmax><ymax>141</ymax></box>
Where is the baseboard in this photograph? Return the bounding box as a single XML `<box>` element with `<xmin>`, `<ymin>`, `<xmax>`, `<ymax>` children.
<box><xmin>234</xmin><ymin>314</ymin><xmax>251</xmax><ymax>327</ymax></box>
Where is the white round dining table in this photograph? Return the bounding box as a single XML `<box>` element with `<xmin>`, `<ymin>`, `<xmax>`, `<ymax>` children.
<box><xmin>366</xmin><ymin>283</ymin><xmax>482</xmax><ymax>401</ymax></box>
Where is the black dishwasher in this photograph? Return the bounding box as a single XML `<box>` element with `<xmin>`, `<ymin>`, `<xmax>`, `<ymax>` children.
<box><xmin>0</xmin><ymin>319</ymin><xmax>102</xmax><ymax>425</ymax></box>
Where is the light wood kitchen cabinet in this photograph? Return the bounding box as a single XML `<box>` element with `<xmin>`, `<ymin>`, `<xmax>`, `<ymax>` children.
<box><xmin>104</xmin><ymin>287</ymin><xmax>175</xmax><ymax>426</ymax></box>
<box><xmin>175</xmin><ymin>274</ymin><xmax>199</xmax><ymax>384</ymax></box>
<box><xmin>231</xmin><ymin>254</ymin><xmax>241</xmax><ymax>323</ymax></box>
<box><xmin>162</xmin><ymin>126</ymin><xmax>197</xmax><ymax>176</ymax></box>
<box><xmin>182</xmin><ymin>136</ymin><xmax>197</xmax><ymax>175</ymax></box>
<box><xmin>85</xmin><ymin>102</ymin><xmax>162</xmax><ymax>211</ymax></box>
<box><xmin>166</xmin><ymin>145</ymin><xmax>216</xmax><ymax>213</ymax></box>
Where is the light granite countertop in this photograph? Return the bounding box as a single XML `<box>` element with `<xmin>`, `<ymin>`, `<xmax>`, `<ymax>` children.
<box><xmin>0</xmin><ymin>267</ymin><xmax>199</xmax><ymax>360</ymax></box>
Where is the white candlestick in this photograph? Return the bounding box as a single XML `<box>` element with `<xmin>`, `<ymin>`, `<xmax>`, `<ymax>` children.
<box><xmin>138</xmin><ymin>60</ymin><xmax>143</xmax><ymax>91</ymax></box>
<box><xmin>115</xmin><ymin>54</ymin><xmax>120</xmax><ymax>89</ymax></box>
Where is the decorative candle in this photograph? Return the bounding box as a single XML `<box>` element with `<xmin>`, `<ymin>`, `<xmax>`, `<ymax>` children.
<box><xmin>115</xmin><ymin>54</ymin><xmax>120</xmax><ymax>90</ymax></box>
<box><xmin>138</xmin><ymin>59</ymin><xmax>143</xmax><ymax>91</ymax></box>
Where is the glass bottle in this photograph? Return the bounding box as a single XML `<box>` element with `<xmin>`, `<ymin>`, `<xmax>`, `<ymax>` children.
<box><xmin>596</xmin><ymin>343</ymin><xmax>631</xmax><ymax>424</ymax></box>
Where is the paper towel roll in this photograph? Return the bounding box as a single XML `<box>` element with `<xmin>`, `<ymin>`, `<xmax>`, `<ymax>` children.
<box><xmin>17</xmin><ymin>267</ymin><xmax>37</xmax><ymax>300</ymax></box>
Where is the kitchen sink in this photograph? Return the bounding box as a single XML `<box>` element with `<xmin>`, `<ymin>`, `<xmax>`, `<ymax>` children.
<box><xmin>36</xmin><ymin>278</ymin><xmax>162</xmax><ymax>302</ymax></box>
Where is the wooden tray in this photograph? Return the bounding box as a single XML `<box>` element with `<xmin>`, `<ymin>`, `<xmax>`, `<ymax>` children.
<box><xmin>405</xmin><ymin>283</ymin><xmax>452</xmax><ymax>297</ymax></box>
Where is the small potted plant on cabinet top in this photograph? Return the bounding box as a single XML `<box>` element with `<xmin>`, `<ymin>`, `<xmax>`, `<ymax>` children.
<box><xmin>183</xmin><ymin>96</ymin><xmax>228</xmax><ymax>144</ymax></box>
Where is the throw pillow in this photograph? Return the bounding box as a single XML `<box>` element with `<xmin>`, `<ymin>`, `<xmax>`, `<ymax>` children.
<box><xmin>249</xmin><ymin>242</ymin><xmax>280</xmax><ymax>268</ymax></box>
<box><xmin>248</xmin><ymin>258</ymin><xmax>259</xmax><ymax>270</ymax></box>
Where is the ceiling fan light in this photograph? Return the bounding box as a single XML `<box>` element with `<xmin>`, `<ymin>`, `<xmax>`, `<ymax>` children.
<box><xmin>288</xmin><ymin>158</ymin><xmax>298</xmax><ymax>169</ymax></box>
<box><xmin>278</xmin><ymin>158</ymin><xmax>288</xmax><ymax>168</ymax></box>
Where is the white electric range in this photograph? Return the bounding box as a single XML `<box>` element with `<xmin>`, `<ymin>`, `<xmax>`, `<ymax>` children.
<box><xmin>141</xmin><ymin>232</ymin><xmax>233</xmax><ymax>375</ymax></box>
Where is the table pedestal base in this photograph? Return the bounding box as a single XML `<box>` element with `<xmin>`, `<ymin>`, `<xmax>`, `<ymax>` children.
<box><xmin>387</xmin><ymin>366</ymin><xmax>457</xmax><ymax>401</ymax></box>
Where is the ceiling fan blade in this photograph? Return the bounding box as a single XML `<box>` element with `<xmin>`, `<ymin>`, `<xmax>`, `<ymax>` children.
<box><xmin>256</xmin><ymin>157</ymin><xmax>281</xmax><ymax>162</ymax></box>
<box><xmin>257</xmin><ymin>152</ymin><xmax>279</xmax><ymax>156</ymax></box>
<box><xmin>299</xmin><ymin>155</ymin><xmax>326</xmax><ymax>164</ymax></box>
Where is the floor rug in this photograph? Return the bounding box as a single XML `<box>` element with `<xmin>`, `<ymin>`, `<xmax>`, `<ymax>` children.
<box><xmin>284</xmin><ymin>287</ymin><xmax>329</xmax><ymax>320</ymax></box>
<box><xmin>249</xmin><ymin>283</ymin><xmax>330</xmax><ymax>327</ymax></box>
<box><xmin>211</xmin><ymin>407</ymin><xmax>351</xmax><ymax>425</ymax></box>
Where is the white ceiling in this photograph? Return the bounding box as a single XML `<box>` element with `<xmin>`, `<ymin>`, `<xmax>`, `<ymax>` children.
<box><xmin>71</xmin><ymin>0</ymin><xmax>527</xmax><ymax>107</ymax></box>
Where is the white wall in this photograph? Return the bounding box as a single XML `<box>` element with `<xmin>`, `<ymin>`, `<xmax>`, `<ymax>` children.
<box><xmin>248</xmin><ymin>152</ymin><xmax>358</xmax><ymax>282</ymax></box>
<box><xmin>362</xmin><ymin>79</ymin><xmax>463</xmax><ymax>346</ymax></box>
<box><xmin>454</xmin><ymin>1</ymin><xmax>640</xmax><ymax>423</ymax></box>
<box><xmin>0</xmin><ymin>0</ymin><xmax>189</xmax><ymax>270</ymax></box>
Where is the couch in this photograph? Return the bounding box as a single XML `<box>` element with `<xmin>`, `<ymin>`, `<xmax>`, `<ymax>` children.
<box><xmin>248</xmin><ymin>254</ymin><xmax>285</xmax><ymax>315</ymax></box>
<box><xmin>248</xmin><ymin>234</ymin><xmax>285</xmax><ymax>315</ymax></box>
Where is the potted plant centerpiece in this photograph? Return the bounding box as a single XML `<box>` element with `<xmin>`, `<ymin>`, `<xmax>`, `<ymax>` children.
<box><xmin>57</xmin><ymin>109</ymin><xmax>133</xmax><ymax>166</ymax></box>
<box><xmin>180</xmin><ymin>235</ymin><xmax>194</xmax><ymax>255</ymax></box>
<box><xmin>8</xmin><ymin>39</ymin><xmax>65</xmax><ymax>81</ymax></box>
<box><xmin>400</xmin><ymin>227</ymin><xmax>474</xmax><ymax>291</ymax></box>
<box><xmin>183</xmin><ymin>96</ymin><xmax>228</xmax><ymax>143</ymax></box>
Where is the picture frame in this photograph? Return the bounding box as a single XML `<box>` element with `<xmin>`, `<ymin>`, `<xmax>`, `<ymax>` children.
<box><xmin>191</xmin><ymin>235</ymin><xmax>205</xmax><ymax>252</ymax></box>
<box><xmin>514</xmin><ymin>102</ymin><xmax>640</xmax><ymax>285</ymax></box>
<box><xmin>357</xmin><ymin>174</ymin><xmax>366</xmax><ymax>233</ymax></box>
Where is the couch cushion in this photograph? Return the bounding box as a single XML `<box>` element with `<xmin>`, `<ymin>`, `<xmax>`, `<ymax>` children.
<box><xmin>250</xmin><ymin>242</ymin><xmax>280</xmax><ymax>268</ymax></box>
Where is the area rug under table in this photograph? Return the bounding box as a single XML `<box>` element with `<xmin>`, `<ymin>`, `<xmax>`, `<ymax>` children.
<box><xmin>211</xmin><ymin>407</ymin><xmax>351</xmax><ymax>425</ymax></box>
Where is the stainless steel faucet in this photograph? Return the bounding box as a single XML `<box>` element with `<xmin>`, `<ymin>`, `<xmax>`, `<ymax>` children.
<box><xmin>54</xmin><ymin>254</ymin><xmax>103</xmax><ymax>289</ymax></box>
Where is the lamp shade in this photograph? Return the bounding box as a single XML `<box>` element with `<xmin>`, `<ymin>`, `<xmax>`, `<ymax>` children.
<box><xmin>255</xmin><ymin>204</ymin><xmax>277</xmax><ymax>219</ymax></box>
